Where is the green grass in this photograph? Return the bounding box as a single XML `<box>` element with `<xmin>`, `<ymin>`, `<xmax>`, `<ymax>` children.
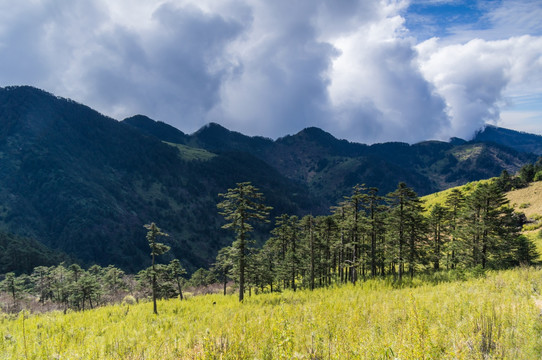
<box><xmin>452</xmin><ymin>145</ymin><xmax>483</xmax><ymax>161</ymax></box>
<box><xmin>2</xmin><ymin>268</ymin><xmax>542</xmax><ymax>359</ymax></box>
<box><xmin>165</xmin><ymin>142</ymin><xmax>216</xmax><ymax>161</ymax></box>
<box><xmin>421</xmin><ymin>179</ymin><xmax>492</xmax><ymax>212</ymax></box>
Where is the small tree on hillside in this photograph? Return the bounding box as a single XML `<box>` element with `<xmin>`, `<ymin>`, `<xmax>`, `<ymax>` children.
<box><xmin>217</xmin><ymin>182</ymin><xmax>271</xmax><ymax>302</ymax></box>
<box><xmin>212</xmin><ymin>246</ymin><xmax>234</xmax><ymax>295</ymax></box>
<box><xmin>1</xmin><ymin>272</ymin><xmax>21</xmax><ymax>309</ymax></box>
<box><xmin>144</xmin><ymin>222</ymin><xmax>170</xmax><ymax>315</ymax></box>
<box><xmin>168</xmin><ymin>259</ymin><xmax>186</xmax><ymax>300</ymax></box>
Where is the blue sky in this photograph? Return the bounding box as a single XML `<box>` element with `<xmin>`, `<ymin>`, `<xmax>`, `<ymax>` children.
<box><xmin>405</xmin><ymin>1</ymin><xmax>488</xmax><ymax>40</ymax></box>
<box><xmin>0</xmin><ymin>0</ymin><xmax>541</xmax><ymax>143</ymax></box>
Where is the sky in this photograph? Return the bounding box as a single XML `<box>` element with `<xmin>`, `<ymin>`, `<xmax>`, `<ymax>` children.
<box><xmin>0</xmin><ymin>0</ymin><xmax>541</xmax><ymax>144</ymax></box>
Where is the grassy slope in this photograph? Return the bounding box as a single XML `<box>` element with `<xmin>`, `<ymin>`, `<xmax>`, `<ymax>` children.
<box><xmin>1</xmin><ymin>268</ymin><xmax>542</xmax><ymax>359</ymax></box>
<box><xmin>507</xmin><ymin>182</ymin><xmax>542</xmax><ymax>254</ymax></box>
<box><xmin>165</xmin><ymin>142</ymin><xmax>216</xmax><ymax>161</ymax></box>
<box><xmin>421</xmin><ymin>178</ymin><xmax>492</xmax><ymax>211</ymax></box>
<box><xmin>507</xmin><ymin>182</ymin><xmax>542</xmax><ymax>218</ymax></box>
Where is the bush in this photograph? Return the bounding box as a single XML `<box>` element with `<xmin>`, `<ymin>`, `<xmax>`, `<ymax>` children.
<box><xmin>122</xmin><ymin>295</ymin><xmax>137</xmax><ymax>305</ymax></box>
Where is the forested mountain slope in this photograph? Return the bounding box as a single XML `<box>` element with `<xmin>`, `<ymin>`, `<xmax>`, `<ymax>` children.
<box><xmin>125</xmin><ymin>115</ymin><xmax>537</xmax><ymax>202</ymax></box>
<box><xmin>0</xmin><ymin>85</ymin><xmax>537</xmax><ymax>273</ymax></box>
<box><xmin>0</xmin><ymin>86</ymin><xmax>314</xmax><ymax>272</ymax></box>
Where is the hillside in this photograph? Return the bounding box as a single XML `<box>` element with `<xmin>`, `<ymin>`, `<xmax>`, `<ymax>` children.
<box><xmin>507</xmin><ymin>182</ymin><xmax>542</xmax><ymax>218</ymax></box>
<box><xmin>0</xmin><ymin>85</ymin><xmax>538</xmax><ymax>273</ymax></box>
<box><xmin>1</xmin><ymin>268</ymin><xmax>541</xmax><ymax>359</ymax></box>
<box><xmin>124</xmin><ymin>115</ymin><xmax>536</xmax><ymax>201</ymax></box>
<box><xmin>0</xmin><ymin>86</ymin><xmax>315</xmax><ymax>272</ymax></box>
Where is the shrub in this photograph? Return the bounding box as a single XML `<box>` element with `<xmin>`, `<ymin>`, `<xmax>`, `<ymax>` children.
<box><xmin>122</xmin><ymin>295</ymin><xmax>136</xmax><ymax>305</ymax></box>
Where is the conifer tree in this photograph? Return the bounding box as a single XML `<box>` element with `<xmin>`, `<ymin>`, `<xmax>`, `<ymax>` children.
<box><xmin>387</xmin><ymin>183</ymin><xmax>425</xmax><ymax>280</ymax></box>
<box><xmin>168</xmin><ymin>259</ymin><xmax>186</xmax><ymax>300</ymax></box>
<box><xmin>444</xmin><ymin>188</ymin><xmax>465</xmax><ymax>268</ymax></box>
<box><xmin>1</xmin><ymin>272</ymin><xmax>19</xmax><ymax>306</ymax></box>
<box><xmin>144</xmin><ymin>222</ymin><xmax>170</xmax><ymax>314</ymax></box>
<box><xmin>461</xmin><ymin>183</ymin><xmax>514</xmax><ymax>268</ymax></box>
<box><xmin>212</xmin><ymin>247</ymin><xmax>234</xmax><ymax>295</ymax></box>
<box><xmin>366</xmin><ymin>187</ymin><xmax>386</xmax><ymax>277</ymax></box>
<box><xmin>217</xmin><ymin>182</ymin><xmax>271</xmax><ymax>302</ymax></box>
<box><xmin>301</xmin><ymin>215</ymin><xmax>316</xmax><ymax>290</ymax></box>
<box><xmin>428</xmin><ymin>204</ymin><xmax>447</xmax><ymax>270</ymax></box>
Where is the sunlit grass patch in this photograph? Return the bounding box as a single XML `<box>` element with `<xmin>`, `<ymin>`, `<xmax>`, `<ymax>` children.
<box><xmin>1</xmin><ymin>268</ymin><xmax>542</xmax><ymax>359</ymax></box>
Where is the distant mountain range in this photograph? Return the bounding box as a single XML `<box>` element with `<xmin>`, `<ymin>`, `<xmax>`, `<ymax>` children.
<box><xmin>0</xmin><ymin>86</ymin><xmax>539</xmax><ymax>273</ymax></box>
<box><xmin>124</xmin><ymin>115</ymin><xmax>538</xmax><ymax>203</ymax></box>
<box><xmin>473</xmin><ymin>125</ymin><xmax>542</xmax><ymax>155</ymax></box>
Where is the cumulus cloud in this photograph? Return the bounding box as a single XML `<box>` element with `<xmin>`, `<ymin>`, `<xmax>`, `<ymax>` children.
<box><xmin>206</xmin><ymin>0</ymin><xmax>337</xmax><ymax>137</ymax></box>
<box><xmin>325</xmin><ymin>6</ymin><xmax>449</xmax><ymax>143</ymax></box>
<box><xmin>0</xmin><ymin>0</ymin><xmax>541</xmax><ymax>143</ymax></box>
<box><xmin>417</xmin><ymin>35</ymin><xmax>542</xmax><ymax>139</ymax></box>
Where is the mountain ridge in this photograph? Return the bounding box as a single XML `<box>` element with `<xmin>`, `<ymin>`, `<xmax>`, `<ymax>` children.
<box><xmin>0</xmin><ymin>85</ymin><xmax>539</xmax><ymax>273</ymax></box>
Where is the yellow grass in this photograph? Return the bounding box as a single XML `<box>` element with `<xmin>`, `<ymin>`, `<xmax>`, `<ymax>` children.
<box><xmin>507</xmin><ymin>182</ymin><xmax>542</xmax><ymax>219</ymax></box>
<box><xmin>2</xmin><ymin>268</ymin><xmax>542</xmax><ymax>359</ymax></box>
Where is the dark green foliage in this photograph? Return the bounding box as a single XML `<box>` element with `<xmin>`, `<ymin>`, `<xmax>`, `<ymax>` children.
<box><xmin>188</xmin><ymin>268</ymin><xmax>215</xmax><ymax>287</ymax></box>
<box><xmin>123</xmin><ymin>115</ymin><xmax>189</xmax><ymax>144</ymax></box>
<box><xmin>0</xmin><ymin>86</ymin><xmax>314</xmax><ymax>274</ymax></box>
<box><xmin>0</xmin><ymin>231</ymin><xmax>70</xmax><ymax>274</ymax></box>
<box><xmin>211</xmin><ymin>247</ymin><xmax>234</xmax><ymax>295</ymax></box>
<box><xmin>168</xmin><ymin>259</ymin><xmax>186</xmax><ymax>300</ymax></box>
<box><xmin>219</xmin><ymin>180</ymin><xmax>537</xmax><ymax>294</ymax></box>
<box><xmin>0</xmin><ymin>85</ymin><xmax>537</xmax><ymax>277</ymax></box>
<box><xmin>217</xmin><ymin>182</ymin><xmax>271</xmax><ymax>301</ymax></box>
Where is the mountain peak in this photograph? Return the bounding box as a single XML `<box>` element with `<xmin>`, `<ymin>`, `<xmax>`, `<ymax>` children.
<box><xmin>473</xmin><ymin>125</ymin><xmax>542</xmax><ymax>155</ymax></box>
<box><xmin>122</xmin><ymin>115</ymin><xmax>188</xmax><ymax>144</ymax></box>
<box><xmin>296</xmin><ymin>127</ymin><xmax>338</xmax><ymax>142</ymax></box>
<box><xmin>193</xmin><ymin>122</ymin><xmax>230</xmax><ymax>136</ymax></box>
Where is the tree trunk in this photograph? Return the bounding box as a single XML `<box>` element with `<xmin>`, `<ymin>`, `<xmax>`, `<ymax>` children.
<box><xmin>239</xmin><ymin>225</ymin><xmax>245</xmax><ymax>302</ymax></box>
<box><xmin>152</xmin><ymin>253</ymin><xmax>158</xmax><ymax>314</ymax></box>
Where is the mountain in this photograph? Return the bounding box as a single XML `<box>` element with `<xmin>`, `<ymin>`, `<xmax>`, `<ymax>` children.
<box><xmin>123</xmin><ymin>115</ymin><xmax>189</xmax><ymax>144</ymax></box>
<box><xmin>132</xmin><ymin>119</ymin><xmax>535</xmax><ymax>202</ymax></box>
<box><xmin>182</xmin><ymin>123</ymin><xmax>536</xmax><ymax>200</ymax></box>
<box><xmin>473</xmin><ymin>125</ymin><xmax>542</xmax><ymax>155</ymax></box>
<box><xmin>0</xmin><ymin>86</ymin><xmax>315</xmax><ymax>273</ymax></box>
<box><xmin>0</xmin><ymin>85</ymin><xmax>537</xmax><ymax>274</ymax></box>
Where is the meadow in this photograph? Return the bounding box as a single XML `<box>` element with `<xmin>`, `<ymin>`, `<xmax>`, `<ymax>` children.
<box><xmin>1</xmin><ymin>267</ymin><xmax>542</xmax><ymax>359</ymax></box>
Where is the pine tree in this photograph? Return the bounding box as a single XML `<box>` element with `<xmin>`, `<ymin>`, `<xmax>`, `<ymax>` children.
<box><xmin>144</xmin><ymin>222</ymin><xmax>170</xmax><ymax>314</ymax></box>
<box><xmin>212</xmin><ymin>247</ymin><xmax>234</xmax><ymax>295</ymax></box>
<box><xmin>217</xmin><ymin>182</ymin><xmax>271</xmax><ymax>302</ymax></box>
<box><xmin>1</xmin><ymin>272</ymin><xmax>19</xmax><ymax>307</ymax></box>
<box><xmin>301</xmin><ymin>215</ymin><xmax>317</xmax><ymax>290</ymax></box>
<box><xmin>461</xmin><ymin>183</ymin><xmax>516</xmax><ymax>268</ymax></box>
<box><xmin>428</xmin><ymin>204</ymin><xmax>447</xmax><ymax>270</ymax></box>
<box><xmin>366</xmin><ymin>187</ymin><xmax>386</xmax><ymax>277</ymax></box>
<box><xmin>444</xmin><ymin>188</ymin><xmax>465</xmax><ymax>269</ymax></box>
<box><xmin>168</xmin><ymin>259</ymin><xmax>186</xmax><ymax>300</ymax></box>
<box><xmin>387</xmin><ymin>183</ymin><xmax>425</xmax><ymax>280</ymax></box>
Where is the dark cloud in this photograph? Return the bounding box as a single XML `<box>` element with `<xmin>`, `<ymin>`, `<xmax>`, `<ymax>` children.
<box><xmin>0</xmin><ymin>0</ymin><xmax>540</xmax><ymax>143</ymax></box>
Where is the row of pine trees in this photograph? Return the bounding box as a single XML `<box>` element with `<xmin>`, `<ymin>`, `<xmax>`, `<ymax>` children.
<box><xmin>0</xmin><ymin>259</ymin><xmax>189</xmax><ymax>313</ymax></box>
<box><xmin>214</xmin><ymin>180</ymin><xmax>537</xmax><ymax>301</ymax></box>
<box><xmin>1</xmin><ymin>176</ymin><xmax>538</xmax><ymax>311</ymax></box>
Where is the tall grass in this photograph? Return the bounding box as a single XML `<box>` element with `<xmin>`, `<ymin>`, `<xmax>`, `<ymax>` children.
<box><xmin>1</xmin><ymin>267</ymin><xmax>542</xmax><ymax>359</ymax></box>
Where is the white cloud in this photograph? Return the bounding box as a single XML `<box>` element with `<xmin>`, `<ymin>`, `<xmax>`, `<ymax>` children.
<box><xmin>417</xmin><ymin>35</ymin><xmax>542</xmax><ymax>139</ymax></box>
<box><xmin>326</xmin><ymin>6</ymin><xmax>449</xmax><ymax>143</ymax></box>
